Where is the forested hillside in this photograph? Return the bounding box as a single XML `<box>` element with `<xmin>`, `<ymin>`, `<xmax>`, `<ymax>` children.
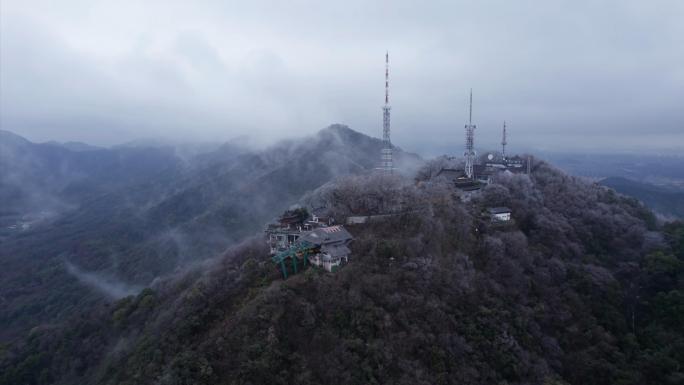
<box><xmin>0</xmin><ymin>125</ymin><xmax>420</xmax><ymax>342</ymax></box>
<box><xmin>3</xmin><ymin>160</ymin><xmax>682</xmax><ymax>385</ymax></box>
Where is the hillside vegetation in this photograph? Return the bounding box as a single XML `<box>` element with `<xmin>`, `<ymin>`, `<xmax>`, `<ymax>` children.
<box><xmin>2</xmin><ymin>160</ymin><xmax>683</xmax><ymax>385</ymax></box>
<box><xmin>0</xmin><ymin>125</ymin><xmax>421</xmax><ymax>342</ymax></box>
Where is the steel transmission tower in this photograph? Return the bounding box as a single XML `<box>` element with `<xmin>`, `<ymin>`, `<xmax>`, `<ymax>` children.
<box><xmin>501</xmin><ymin>121</ymin><xmax>507</xmax><ymax>160</ymax></box>
<box><xmin>464</xmin><ymin>89</ymin><xmax>476</xmax><ymax>179</ymax></box>
<box><xmin>381</xmin><ymin>52</ymin><xmax>393</xmax><ymax>173</ymax></box>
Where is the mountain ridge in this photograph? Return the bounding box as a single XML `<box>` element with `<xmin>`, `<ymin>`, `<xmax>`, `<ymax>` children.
<box><xmin>2</xmin><ymin>159</ymin><xmax>682</xmax><ymax>385</ymax></box>
<box><xmin>0</xmin><ymin>124</ymin><xmax>422</xmax><ymax>343</ymax></box>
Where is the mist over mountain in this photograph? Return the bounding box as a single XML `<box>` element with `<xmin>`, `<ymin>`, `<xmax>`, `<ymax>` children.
<box><xmin>0</xmin><ymin>129</ymin><xmax>183</xmax><ymax>220</ymax></box>
<box><xmin>3</xmin><ymin>1</ymin><xmax>683</xmax><ymax>383</ymax></box>
<box><xmin>2</xmin><ymin>125</ymin><xmax>684</xmax><ymax>384</ymax></box>
<box><xmin>0</xmin><ymin>125</ymin><xmax>421</xmax><ymax>342</ymax></box>
<box><xmin>1</xmin><ymin>151</ymin><xmax>682</xmax><ymax>385</ymax></box>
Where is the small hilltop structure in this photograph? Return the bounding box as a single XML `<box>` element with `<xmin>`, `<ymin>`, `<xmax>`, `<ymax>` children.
<box><xmin>266</xmin><ymin>208</ymin><xmax>353</xmax><ymax>278</ymax></box>
<box><xmin>487</xmin><ymin>207</ymin><xmax>512</xmax><ymax>222</ymax></box>
<box><xmin>265</xmin><ymin>208</ymin><xmax>333</xmax><ymax>254</ymax></box>
<box><xmin>300</xmin><ymin>226</ymin><xmax>353</xmax><ymax>272</ymax></box>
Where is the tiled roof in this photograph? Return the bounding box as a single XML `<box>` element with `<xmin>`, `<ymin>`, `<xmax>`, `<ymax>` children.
<box><xmin>323</xmin><ymin>244</ymin><xmax>351</xmax><ymax>258</ymax></box>
<box><xmin>488</xmin><ymin>207</ymin><xmax>511</xmax><ymax>214</ymax></box>
<box><xmin>300</xmin><ymin>225</ymin><xmax>353</xmax><ymax>245</ymax></box>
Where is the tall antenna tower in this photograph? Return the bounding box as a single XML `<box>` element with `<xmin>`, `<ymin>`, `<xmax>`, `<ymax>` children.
<box><xmin>381</xmin><ymin>51</ymin><xmax>393</xmax><ymax>173</ymax></box>
<box><xmin>464</xmin><ymin>89</ymin><xmax>476</xmax><ymax>179</ymax></box>
<box><xmin>501</xmin><ymin>121</ymin><xmax>507</xmax><ymax>160</ymax></box>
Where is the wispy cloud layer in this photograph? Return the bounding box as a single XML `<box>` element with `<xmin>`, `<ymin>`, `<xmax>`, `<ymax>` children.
<box><xmin>1</xmin><ymin>0</ymin><xmax>683</xmax><ymax>153</ymax></box>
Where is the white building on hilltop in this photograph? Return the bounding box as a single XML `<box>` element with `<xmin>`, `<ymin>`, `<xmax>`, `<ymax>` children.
<box><xmin>487</xmin><ymin>207</ymin><xmax>512</xmax><ymax>222</ymax></box>
<box><xmin>300</xmin><ymin>226</ymin><xmax>353</xmax><ymax>272</ymax></box>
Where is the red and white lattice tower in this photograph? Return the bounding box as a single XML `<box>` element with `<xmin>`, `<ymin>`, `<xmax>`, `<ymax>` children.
<box><xmin>501</xmin><ymin>121</ymin><xmax>508</xmax><ymax>160</ymax></box>
<box><xmin>381</xmin><ymin>52</ymin><xmax>393</xmax><ymax>173</ymax></box>
<box><xmin>464</xmin><ymin>89</ymin><xmax>476</xmax><ymax>179</ymax></box>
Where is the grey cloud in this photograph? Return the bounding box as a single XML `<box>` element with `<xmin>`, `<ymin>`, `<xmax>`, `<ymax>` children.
<box><xmin>1</xmin><ymin>0</ymin><xmax>682</xmax><ymax>153</ymax></box>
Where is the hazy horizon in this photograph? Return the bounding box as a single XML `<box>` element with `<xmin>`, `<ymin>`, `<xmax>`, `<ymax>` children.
<box><xmin>2</xmin><ymin>0</ymin><xmax>683</xmax><ymax>155</ymax></box>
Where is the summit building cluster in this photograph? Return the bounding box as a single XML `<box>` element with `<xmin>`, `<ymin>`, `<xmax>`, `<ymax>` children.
<box><xmin>379</xmin><ymin>53</ymin><xmax>530</xmax><ymax>190</ymax></box>
<box><xmin>266</xmin><ymin>53</ymin><xmax>532</xmax><ymax>279</ymax></box>
<box><xmin>435</xmin><ymin>90</ymin><xmax>530</xmax><ymax>191</ymax></box>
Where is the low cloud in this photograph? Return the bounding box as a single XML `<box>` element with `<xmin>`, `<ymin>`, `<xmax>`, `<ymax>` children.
<box><xmin>65</xmin><ymin>261</ymin><xmax>142</xmax><ymax>299</ymax></box>
<box><xmin>1</xmin><ymin>0</ymin><xmax>683</xmax><ymax>154</ymax></box>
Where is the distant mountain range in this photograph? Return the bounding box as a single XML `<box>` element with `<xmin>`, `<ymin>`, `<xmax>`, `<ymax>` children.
<box><xmin>0</xmin><ymin>129</ymin><xmax>182</xmax><ymax>218</ymax></box>
<box><xmin>0</xmin><ymin>125</ymin><xmax>421</xmax><ymax>341</ymax></box>
<box><xmin>531</xmin><ymin>151</ymin><xmax>684</xmax><ymax>219</ymax></box>
<box><xmin>600</xmin><ymin>176</ymin><xmax>684</xmax><ymax>219</ymax></box>
<box><xmin>545</xmin><ymin>152</ymin><xmax>684</xmax><ymax>187</ymax></box>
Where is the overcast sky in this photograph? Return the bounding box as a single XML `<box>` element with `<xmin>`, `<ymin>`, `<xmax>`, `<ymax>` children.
<box><xmin>1</xmin><ymin>0</ymin><xmax>683</xmax><ymax>155</ymax></box>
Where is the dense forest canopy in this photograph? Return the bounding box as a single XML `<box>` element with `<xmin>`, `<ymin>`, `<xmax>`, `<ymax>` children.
<box><xmin>1</xmin><ymin>158</ymin><xmax>683</xmax><ymax>385</ymax></box>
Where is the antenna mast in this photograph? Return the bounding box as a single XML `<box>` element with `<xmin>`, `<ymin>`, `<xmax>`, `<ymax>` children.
<box><xmin>464</xmin><ymin>89</ymin><xmax>476</xmax><ymax>179</ymax></box>
<box><xmin>381</xmin><ymin>51</ymin><xmax>393</xmax><ymax>173</ymax></box>
<box><xmin>501</xmin><ymin>121</ymin><xmax>507</xmax><ymax>159</ymax></box>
